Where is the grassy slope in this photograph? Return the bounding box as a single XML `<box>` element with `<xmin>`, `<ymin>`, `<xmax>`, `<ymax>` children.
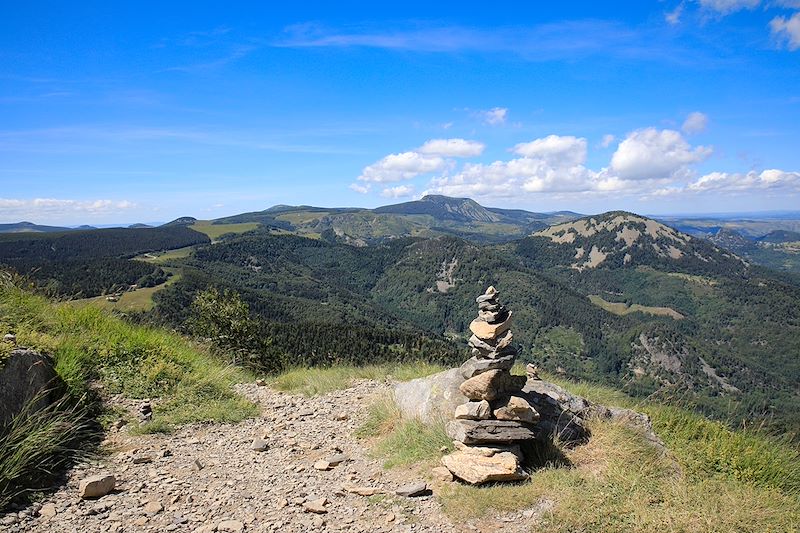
<box><xmin>341</xmin><ymin>365</ymin><xmax>800</xmax><ymax>532</ymax></box>
<box><xmin>190</xmin><ymin>221</ymin><xmax>260</xmax><ymax>241</ymax></box>
<box><xmin>588</xmin><ymin>294</ymin><xmax>684</xmax><ymax>319</ymax></box>
<box><xmin>74</xmin><ymin>270</ymin><xmax>182</xmax><ymax>313</ymax></box>
<box><xmin>0</xmin><ymin>285</ymin><xmax>257</xmax><ymax>430</ymax></box>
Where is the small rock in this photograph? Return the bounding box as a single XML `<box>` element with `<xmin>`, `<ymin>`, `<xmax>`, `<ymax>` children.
<box><xmin>132</xmin><ymin>455</ymin><xmax>153</xmax><ymax>464</ymax></box>
<box><xmin>395</xmin><ymin>481</ymin><xmax>429</xmax><ymax>497</ymax></box>
<box><xmin>39</xmin><ymin>503</ymin><xmax>57</xmax><ymax>518</ymax></box>
<box><xmin>256</xmin><ymin>378</ymin><xmax>267</xmax><ymax>386</ymax></box>
<box><xmin>193</xmin><ymin>458</ymin><xmax>204</xmax><ymax>471</ymax></box>
<box><xmin>277</xmin><ymin>498</ymin><xmax>288</xmax><ymax>508</ymax></box>
<box><xmin>326</xmin><ymin>453</ymin><xmax>348</xmax><ymax>466</ymax></box>
<box><xmin>303</xmin><ymin>498</ymin><xmax>328</xmax><ymax>514</ymax></box>
<box><xmin>79</xmin><ymin>474</ymin><xmax>116</xmax><ymax>499</ymax></box>
<box><xmin>342</xmin><ymin>485</ymin><xmax>380</xmax><ymax>496</ymax></box>
<box><xmin>218</xmin><ymin>519</ymin><xmax>245</xmax><ymax>532</ymax></box>
<box><xmin>454</xmin><ymin>400</ymin><xmax>491</xmax><ymax>420</ymax></box>
<box><xmin>313</xmin><ymin>460</ymin><xmax>331</xmax><ymax>471</ymax></box>
<box><xmin>251</xmin><ymin>438</ymin><xmax>268</xmax><ymax>452</ymax></box>
<box><xmin>143</xmin><ymin>501</ymin><xmax>163</xmax><ymax>516</ymax></box>
<box><xmin>133</xmin><ymin>517</ymin><xmax>149</xmax><ymax>526</ymax></box>
<box><xmin>385</xmin><ymin>512</ymin><xmax>396</xmax><ymax>524</ymax></box>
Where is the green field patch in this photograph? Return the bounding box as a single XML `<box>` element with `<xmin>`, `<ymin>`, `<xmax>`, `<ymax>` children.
<box><xmin>76</xmin><ymin>269</ymin><xmax>182</xmax><ymax>312</ymax></box>
<box><xmin>190</xmin><ymin>221</ymin><xmax>260</xmax><ymax>241</ymax></box>
<box><xmin>589</xmin><ymin>294</ymin><xmax>684</xmax><ymax>319</ymax></box>
<box><xmin>138</xmin><ymin>246</ymin><xmax>194</xmax><ymax>264</ymax></box>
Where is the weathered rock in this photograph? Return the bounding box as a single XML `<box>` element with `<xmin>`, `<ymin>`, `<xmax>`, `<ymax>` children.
<box><xmin>469</xmin><ymin>312</ymin><xmax>513</xmax><ymax>340</ymax></box>
<box><xmin>313</xmin><ymin>459</ymin><xmax>332</xmax><ymax>471</ymax></box>
<box><xmin>475</xmin><ymin>286</ymin><xmax>498</xmax><ymax>303</ymax></box>
<box><xmin>303</xmin><ymin>498</ymin><xmax>328</xmax><ymax>514</ymax></box>
<box><xmin>454</xmin><ymin>400</ymin><xmax>491</xmax><ymax>420</ymax></box>
<box><xmin>478</xmin><ymin>308</ymin><xmax>509</xmax><ymax>324</ymax></box>
<box><xmin>441</xmin><ymin>444</ymin><xmax>527</xmax><ymax>485</ymax></box>
<box><xmin>459</xmin><ymin>370</ymin><xmax>525</xmax><ymax>401</ymax></box>
<box><xmin>478</xmin><ymin>301</ymin><xmax>500</xmax><ymax>311</ymax></box>
<box><xmin>460</xmin><ymin>354</ymin><xmax>516</xmax><ymax>378</ymax></box>
<box><xmin>447</xmin><ymin>419</ymin><xmax>536</xmax><ymax>444</ymax></box>
<box><xmin>394</xmin><ymin>367</ymin><xmax>466</xmax><ymax>423</ymax></box>
<box><xmin>143</xmin><ymin>501</ymin><xmax>163</xmax><ymax>516</ymax></box>
<box><xmin>38</xmin><ymin>503</ymin><xmax>57</xmax><ymax>519</ymax></box>
<box><xmin>395</xmin><ymin>481</ymin><xmax>429</xmax><ymax>497</ymax></box>
<box><xmin>3</xmin><ymin>333</ymin><xmax>16</xmax><ymax>344</ymax></box>
<box><xmin>493</xmin><ymin>396</ymin><xmax>540</xmax><ymax>423</ymax></box>
<box><xmin>251</xmin><ymin>438</ymin><xmax>268</xmax><ymax>452</ymax></box>
<box><xmin>0</xmin><ymin>349</ymin><xmax>63</xmax><ymax>429</ymax></box>
<box><xmin>326</xmin><ymin>453</ymin><xmax>348</xmax><ymax>466</ymax></box>
<box><xmin>342</xmin><ymin>484</ymin><xmax>380</xmax><ymax>496</ymax></box>
<box><xmin>217</xmin><ymin>519</ymin><xmax>245</xmax><ymax>532</ymax></box>
<box><xmin>78</xmin><ymin>475</ymin><xmax>116</xmax><ymax>499</ymax></box>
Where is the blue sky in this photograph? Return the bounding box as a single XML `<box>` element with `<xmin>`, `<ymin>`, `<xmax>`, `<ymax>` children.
<box><xmin>1</xmin><ymin>1</ymin><xmax>799</xmax><ymax>224</ymax></box>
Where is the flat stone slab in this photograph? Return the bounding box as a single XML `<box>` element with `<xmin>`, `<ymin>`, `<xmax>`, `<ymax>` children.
<box><xmin>446</xmin><ymin>419</ymin><xmax>536</xmax><ymax>444</ymax></box>
<box><xmin>459</xmin><ymin>369</ymin><xmax>525</xmax><ymax>401</ymax></box>
<box><xmin>460</xmin><ymin>354</ymin><xmax>516</xmax><ymax>379</ymax></box>
<box><xmin>469</xmin><ymin>312</ymin><xmax>513</xmax><ymax>340</ymax></box>
<box><xmin>442</xmin><ymin>444</ymin><xmax>528</xmax><ymax>485</ymax></box>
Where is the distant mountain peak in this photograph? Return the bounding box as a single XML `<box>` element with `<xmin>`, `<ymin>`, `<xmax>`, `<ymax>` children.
<box><xmin>532</xmin><ymin>211</ymin><xmax>743</xmax><ymax>270</ymax></box>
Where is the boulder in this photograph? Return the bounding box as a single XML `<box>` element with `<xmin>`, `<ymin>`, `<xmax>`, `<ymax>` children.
<box><xmin>454</xmin><ymin>400</ymin><xmax>491</xmax><ymax>420</ymax></box>
<box><xmin>459</xmin><ymin>370</ymin><xmax>525</xmax><ymax>401</ymax></box>
<box><xmin>395</xmin><ymin>481</ymin><xmax>429</xmax><ymax>497</ymax></box>
<box><xmin>79</xmin><ymin>474</ymin><xmax>116</xmax><ymax>499</ymax></box>
<box><xmin>460</xmin><ymin>354</ymin><xmax>516</xmax><ymax>379</ymax></box>
<box><xmin>493</xmin><ymin>396</ymin><xmax>540</xmax><ymax>423</ymax></box>
<box><xmin>446</xmin><ymin>419</ymin><xmax>536</xmax><ymax>444</ymax></box>
<box><xmin>442</xmin><ymin>444</ymin><xmax>528</xmax><ymax>485</ymax></box>
<box><xmin>394</xmin><ymin>367</ymin><xmax>466</xmax><ymax>423</ymax></box>
<box><xmin>0</xmin><ymin>348</ymin><xmax>63</xmax><ymax>430</ymax></box>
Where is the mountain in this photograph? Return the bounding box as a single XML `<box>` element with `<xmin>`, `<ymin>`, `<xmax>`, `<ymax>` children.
<box><xmin>520</xmin><ymin>211</ymin><xmax>747</xmax><ymax>276</ymax></box>
<box><xmin>128</xmin><ymin>223</ymin><xmax>153</xmax><ymax>229</ymax></box>
<box><xmin>163</xmin><ymin>216</ymin><xmax>198</xmax><ymax>226</ymax></box>
<box><xmin>758</xmin><ymin>230</ymin><xmax>800</xmax><ymax>244</ymax></box>
<box><xmin>0</xmin><ymin>221</ymin><xmax>73</xmax><ymax>233</ymax></box>
<box><xmin>211</xmin><ymin>195</ymin><xmax>581</xmax><ymax>245</ymax></box>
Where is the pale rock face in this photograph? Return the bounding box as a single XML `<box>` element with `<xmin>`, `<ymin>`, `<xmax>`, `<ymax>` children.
<box><xmin>454</xmin><ymin>400</ymin><xmax>491</xmax><ymax>420</ymax></box>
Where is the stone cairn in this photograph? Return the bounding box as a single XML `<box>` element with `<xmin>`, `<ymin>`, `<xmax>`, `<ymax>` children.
<box><xmin>441</xmin><ymin>286</ymin><xmax>540</xmax><ymax>485</ymax></box>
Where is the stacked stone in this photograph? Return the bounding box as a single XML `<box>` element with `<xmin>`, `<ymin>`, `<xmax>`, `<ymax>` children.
<box><xmin>441</xmin><ymin>286</ymin><xmax>540</xmax><ymax>485</ymax></box>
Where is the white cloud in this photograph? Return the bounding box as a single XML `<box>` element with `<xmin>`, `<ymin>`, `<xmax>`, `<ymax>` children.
<box><xmin>770</xmin><ymin>12</ymin><xmax>800</xmax><ymax>50</ymax></box>
<box><xmin>666</xmin><ymin>3</ymin><xmax>685</xmax><ymax>24</ymax></box>
<box><xmin>418</xmin><ymin>138</ymin><xmax>485</xmax><ymax>157</ymax></box>
<box><xmin>688</xmin><ymin>169</ymin><xmax>800</xmax><ymax>191</ymax></box>
<box><xmin>357</xmin><ymin>151</ymin><xmax>447</xmax><ymax>183</ymax></box>
<box><xmin>0</xmin><ymin>198</ymin><xmax>137</xmax><ymax>222</ymax></box>
<box><xmin>381</xmin><ymin>185</ymin><xmax>415</xmax><ymax>198</ymax></box>
<box><xmin>682</xmin><ymin>111</ymin><xmax>709</xmax><ymax>134</ymax></box>
<box><xmin>698</xmin><ymin>0</ymin><xmax>760</xmax><ymax>14</ymax></box>
<box><xmin>349</xmin><ymin>182</ymin><xmax>371</xmax><ymax>194</ymax></box>
<box><xmin>600</xmin><ymin>134</ymin><xmax>616</xmax><ymax>148</ymax></box>
<box><xmin>610</xmin><ymin>128</ymin><xmax>712</xmax><ymax>180</ymax></box>
<box><xmin>481</xmin><ymin>107</ymin><xmax>508</xmax><ymax>125</ymax></box>
<box><xmin>513</xmin><ymin>135</ymin><xmax>588</xmax><ymax>167</ymax></box>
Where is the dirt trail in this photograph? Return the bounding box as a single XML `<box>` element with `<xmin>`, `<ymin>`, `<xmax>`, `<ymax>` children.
<box><xmin>4</xmin><ymin>381</ymin><xmax>470</xmax><ymax>532</ymax></box>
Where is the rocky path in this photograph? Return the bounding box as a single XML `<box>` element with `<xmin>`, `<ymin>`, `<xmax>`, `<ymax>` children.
<box><xmin>5</xmin><ymin>380</ymin><xmax>469</xmax><ymax>533</ymax></box>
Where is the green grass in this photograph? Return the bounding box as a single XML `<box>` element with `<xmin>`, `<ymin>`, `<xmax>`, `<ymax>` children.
<box><xmin>270</xmin><ymin>362</ymin><xmax>444</xmax><ymax>396</ymax></box>
<box><xmin>74</xmin><ymin>270</ymin><xmax>182</xmax><ymax>312</ymax></box>
<box><xmin>358</xmin><ymin>371</ymin><xmax>800</xmax><ymax>532</ymax></box>
<box><xmin>0</xmin><ymin>284</ymin><xmax>258</xmax><ymax>430</ymax></box>
<box><xmin>189</xmin><ymin>221</ymin><xmax>260</xmax><ymax>241</ymax></box>
<box><xmin>588</xmin><ymin>294</ymin><xmax>684</xmax><ymax>319</ymax></box>
<box><xmin>137</xmin><ymin>246</ymin><xmax>195</xmax><ymax>264</ymax></box>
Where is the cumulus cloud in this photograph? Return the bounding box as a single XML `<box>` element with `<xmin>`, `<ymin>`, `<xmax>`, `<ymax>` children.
<box><xmin>480</xmin><ymin>107</ymin><xmax>508</xmax><ymax>125</ymax></box>
<box><xmin>600</xmin><ymin>134</ymin><xmax>616</xmax><ymax>148</ymax></box>
<box><xmin>687</xmin><ymin>169</ymin><xmax>800</xmax><ymax>191</ymax></box>
<box><xmin>381</xmin><ymin>184</ymin><xmax>415</xmax><ymax>198</ymax></box>
<box><xmin>771</xmin><ymin>12</ymin><xmax>800</xmax><ymax>50</ymax></box>
<box><xmin>418</xmin><ymin>138</ymin><xmax>485</xmax><ymax>157</ymax></box>
<box><xmin>610</xmin><ymin>128</ymin><xmax>712</xmax><ymax>181</ymax></box>
<box><xmin>0</xmin><ymin>198</ymin><xmax>137</xmax><ymax>222</ymax></box>
<box><xmin>357</xmin><ymin>151</ymin><xmax>447</xmax><ymax>183</ymax></box>
<box><xmin>513</xmin><ymin>135</ymin><xmax>588</xmax><ymax>167</ymax></box>
<box><xmin>699</xmin><ymin>0</ymin><xmax>760</xmax><ymax>14</ymax></box>
<box><xmin>682</xmin><ymin>111</ymin><xmax>709</xmax><ymax>134</ymax></box>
